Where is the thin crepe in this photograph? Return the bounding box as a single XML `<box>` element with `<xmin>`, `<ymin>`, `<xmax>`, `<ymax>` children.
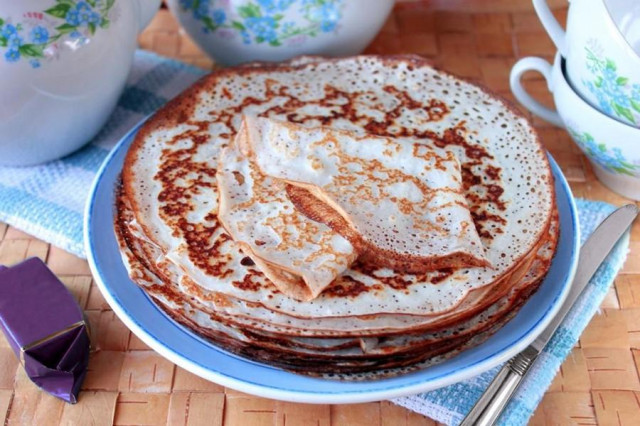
<box><xmin>239</xmin><ymin>115</ymin><xmax>489</xmax><ymax>273</ymax></box>
<box><xmin>217</xmin><ymin>140</ymin><xmax>356</xmax><ymax>301</ymax></box>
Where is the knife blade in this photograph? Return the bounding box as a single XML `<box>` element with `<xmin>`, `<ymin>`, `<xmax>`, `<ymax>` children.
<box><xmin>460</xmin><ymin>203</ymin><xmax>638</xmax><ymax>426</ymax></box>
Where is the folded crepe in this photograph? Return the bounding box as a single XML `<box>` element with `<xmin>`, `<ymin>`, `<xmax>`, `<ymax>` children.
<box><xmin>217</xmin><ymin>138</ymin><xmax>356</xmax><ymax>301</ymax></box>
<box><xmin>238</xmin><ymin>115</ymin><xmax>490</xmax><ymax>274</ymax></box>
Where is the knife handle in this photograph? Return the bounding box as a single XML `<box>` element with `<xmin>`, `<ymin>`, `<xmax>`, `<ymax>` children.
<box><xmin>460</xmin><ymin>346</ymin><xmax>538</xmax><ymax>426</ymax></box>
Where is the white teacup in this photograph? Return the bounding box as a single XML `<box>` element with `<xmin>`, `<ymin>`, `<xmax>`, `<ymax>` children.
<box><xmin>533</xmin><ymin>0</ymin><xmax>640</xmax><ymax>128</ymax></box>
<box><xmin>510</xmin><ymin>53</ymin><xmax>640</xmax><ymax>200</ymax></box>
<box><xmin>0</xmin><ymin>0</ymin><xmax>160</xmax><ymax>166</ymax></box>
<box><xmin>167</xmin><ymin>0</ymin><xmax>395</xmax><ymax>66</ymax></box>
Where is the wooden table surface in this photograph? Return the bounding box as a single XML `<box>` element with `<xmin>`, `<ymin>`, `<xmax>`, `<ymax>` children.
<box><xmin>2</xmin><ymin>1</ymin><xmax>640</xmax><ymax>424</ymax></box>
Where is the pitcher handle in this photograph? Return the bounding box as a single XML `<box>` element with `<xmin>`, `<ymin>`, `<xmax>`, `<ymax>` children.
<box><xmin>509</xmin><ymin>57</ymin><xmax>564</xmax><ymax>127</ymax></box>
<box><xmin>532</xmin><ymin>0</ymin><xmax>568</xmax><ymax>54</ymax></box>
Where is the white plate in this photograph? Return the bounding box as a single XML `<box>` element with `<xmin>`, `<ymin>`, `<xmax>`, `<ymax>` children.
<box><xmin>84</xmin><ymin>122</ymin><xmax>579</xmax><ymax>404</ymax></box>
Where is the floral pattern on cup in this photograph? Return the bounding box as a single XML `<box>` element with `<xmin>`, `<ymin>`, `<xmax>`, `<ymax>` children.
<box><xmin>582</xmin><ymin>44</ymin><xmax>640</xmax><ymax>126</ymax></box>
<box><xmin>178</xmin><ymin>0</ymin><xmax>344</xmax><ymax>46</ymax></box>
<box><xmin>0</xmin><ymin>0</ymin><xmax>117</xmax><ymax>68</ymax></box>
<box><xmin>568</xmin><ymin>127</ymin><xmax>640</xmax><ymax>176</ymax></box>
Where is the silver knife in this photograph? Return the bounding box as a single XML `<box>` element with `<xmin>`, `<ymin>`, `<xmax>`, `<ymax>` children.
<box><xmin>460</xmin><ymin>203</ymin><xmax>639</xmax><ymax>426</ymax></box>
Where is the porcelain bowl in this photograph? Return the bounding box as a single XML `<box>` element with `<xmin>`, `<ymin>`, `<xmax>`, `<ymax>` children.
<box><xmin>167</xmin><ymin>0</ymin><xmax>395</xmax><ymax>66</ymax></box>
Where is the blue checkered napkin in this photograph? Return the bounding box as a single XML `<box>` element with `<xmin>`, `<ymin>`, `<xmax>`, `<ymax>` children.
<box><xmin>393</xmin><ymin>199</ymin><xmax>630</xmax><ymax>425</ymax></box>
<box><xmin>0</xmin><ymin>50</ymin><xmax>206</xmax><ymax>257</ymax></box>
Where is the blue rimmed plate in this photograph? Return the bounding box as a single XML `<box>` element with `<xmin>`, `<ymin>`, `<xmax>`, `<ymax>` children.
<box><xmin>84</xmin><ymin>123</ymin><xmax>579</xmax><ymax>404</ymax></box>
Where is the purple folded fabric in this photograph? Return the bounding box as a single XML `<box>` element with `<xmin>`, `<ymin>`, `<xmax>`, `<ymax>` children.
<box><xmin>0</xmin><ymin>258</ymin><xmax>90</xmax><ymax>403</ymax></box>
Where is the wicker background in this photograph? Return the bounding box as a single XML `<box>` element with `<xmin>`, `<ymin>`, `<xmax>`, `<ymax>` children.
<box><xmin>1</xmin><ymin>0</ymin><xmax>639</xmax><ymax>424</ymax></box>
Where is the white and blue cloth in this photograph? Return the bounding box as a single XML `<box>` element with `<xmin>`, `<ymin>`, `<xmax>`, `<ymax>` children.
<box><xmin>0</xmin><ymin>51</ymin><xmax>629</xmax><ymax>425</ymax></box>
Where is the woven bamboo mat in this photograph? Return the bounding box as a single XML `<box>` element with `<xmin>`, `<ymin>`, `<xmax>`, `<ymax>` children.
<box><xmin>1</xmin><ymin>0</ymin><xmax>639</xmax><ymax>424</ymax></box>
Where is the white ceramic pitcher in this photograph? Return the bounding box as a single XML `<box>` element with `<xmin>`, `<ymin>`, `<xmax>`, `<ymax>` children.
<box><xmin>0</xmin><ymin>0</ymin><xmax>160</xmax><ymax>166</ymax></box>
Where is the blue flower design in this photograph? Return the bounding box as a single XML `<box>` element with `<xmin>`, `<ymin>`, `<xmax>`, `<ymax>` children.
<box><xmin>2</xmin><ymin>0</ymin><xmax>116</xmax><ymax>67</ymax></box>
<box><xmin>183</xmin><ymin>0</ymin><xmax>228</xmax><ymax>31</ymax></box>
<box><xmin>66</xmin><ymin>10</ymin><xmax>79</xmax><ymax>25</ymax></box>
<box><xmin>212</xmin><ymin>9</ymin><xmax>226</xmax><ymax>25</ymax></box>
<box><xmin>30</xmin><ymin>26</ymin><xmax>49</xmax><ymax>44</ymax></box>
<box><xmin>586</xmin><ymin>81</ymin><xmax>614</xmax><ymax>116</ymax></box>
<box><xmin>584</xmin><ymin>48</ymin><xmax>639</xmax><ymax>125</ymax></box>
<box><xmin>4</xmin><ymin>48</ymin><xmax>20</xmax><ymax>62</ymax></box>
<box><xmin>258</xmin><ymin>0</ymin><xmax>295</xmax><ymax>13</ymax></box>
<box><xmin>89</xmin><ymin>11</ymin><xmax>100</xmax><ymax>24</ymax></box>
<box><xmin>281</xmin><ymin>22</ymin><xmax>295</xmax><ymax>34</ymax></box>
<box><xmin>315</xmin><ymin>3</ymin><xmax>340</xmax><ymax>32</ymax></box>
<box><xmin>2</xmin><ymin>24</ymin><xmax>17</xmax><ymax>38</ymax></box>
<box><xmin>77</xmin><ymin>2</ymin><xmax>100</xmax><ymax>24</ymax></box>
<box><xmin>7</xmin><ymin>33</ymin><xmax>23</xmax><ymax>49</ymax></box>
<box><xmin>66</xmin><ymin>2</ymin><xmax>100</xmax><ymax>27</ymax></box>
<box><xmin>241</xmin><ymin>30</ymin><xmax>251</xmax><ymax>44</ymax></box>
<box><xmin>257</xmin><ymin>0</ymin><xmax>278</xmax><ymax>12</ymax></box>
<box><xmin>195</xmin><ymin>0</ymin><xmax>210</xmax><ymax>19</ymax></box>
<box><xmin>245</xmin><ymin>16</ymin><xmax>278</xmax><ymax>42</ymax></box>
<box><xmin>178</xmin><ymin>0</ymin><xmax>345</xmax><ymax>46</ymax></box>
<box><xmin>599</xmin><ymin>68</ymin><xmax>627</xmax><ymax>103</ymax></box>
<box><xmin>569</xmin><ymin>128</ymin><xmax>639</xmax><ymax>176</ymax></box>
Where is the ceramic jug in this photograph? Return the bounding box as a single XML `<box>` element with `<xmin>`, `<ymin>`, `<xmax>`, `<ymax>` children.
<box><xmin>0</xmin><ymin>0</ymin><xmax>160</xmax><ymax>166</ymax></box>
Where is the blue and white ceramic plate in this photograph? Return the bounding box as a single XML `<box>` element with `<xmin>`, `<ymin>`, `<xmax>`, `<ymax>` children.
<box><xmin>84</xmin><ymin>123</ymin><xmax>580</xmax><ymax>404</ymax></box>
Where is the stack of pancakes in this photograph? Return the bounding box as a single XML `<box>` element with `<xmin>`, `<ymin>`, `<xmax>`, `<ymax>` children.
<box><xmin>115</xmin><ymin>56</ymin><xmax>558</xmax><ymax>378</ymax></box>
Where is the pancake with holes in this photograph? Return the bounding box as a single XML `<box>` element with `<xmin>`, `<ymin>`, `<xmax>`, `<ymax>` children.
<box><xmin>217</xmin><ymin>139</ymin><xmax>357</xmax><ymax>302</ymax></box>
<box><xmin>116</xmin><ymin>187</ymin><xmax>557</xmax><ymax>377</ymax></box>
<box><xmin>238</xmin><ymin>114</ymin><xmax>490</xmax><ymax>274</ymax></box>
<box><xmin>116</xmin><ymin>55</ymin><xmax>558</xmax><ymax>376</ymax></box>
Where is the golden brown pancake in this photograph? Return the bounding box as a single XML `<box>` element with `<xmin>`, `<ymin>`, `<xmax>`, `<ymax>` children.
<box><xmin>239</xmin><ymin>115</ymin><xmax>490</xmax><ymax>274</ymax></box>
<box><xmin>116</xmin><ymin>55</ymin><xmax>558</xmax><ymax>376</ymax></box>
<box><xmin>217</xmin><ymin>135</ymin><xmax>356</xmax><ymax>301</ymax></box>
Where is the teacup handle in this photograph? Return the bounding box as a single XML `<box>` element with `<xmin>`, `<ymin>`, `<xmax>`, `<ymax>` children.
<box><xmin>509</xmin><ymin>57</ymin><xmax>564</xmax><ymax>127</ymax></box>
<box><xmin>532</xmin><ymin>0</ymin><xmax>568</xmax><ymax>54</ymax></box>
